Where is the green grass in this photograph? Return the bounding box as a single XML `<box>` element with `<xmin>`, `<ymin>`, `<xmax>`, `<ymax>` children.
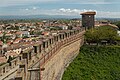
<box><xmin>62</xmin><ymin>45</ymin><xmax>120</xmax><ymax>80</ymax></box>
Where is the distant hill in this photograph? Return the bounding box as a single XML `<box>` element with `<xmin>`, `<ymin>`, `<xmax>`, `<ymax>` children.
<box><xmin>0</xmin><ymin>15</ymin><xmax>120</xmax><ymax>21</ymax></box>
<box><xmin>0</xmin><ymin>15</ymin><xmax>79</xmax><ymax>20</ymax></box>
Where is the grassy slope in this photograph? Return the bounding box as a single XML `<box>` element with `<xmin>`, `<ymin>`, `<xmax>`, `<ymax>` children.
<box><xmin>62</xmin><ymin>45</ymin><xmax>120</xmax><ymax>80</ymax></box>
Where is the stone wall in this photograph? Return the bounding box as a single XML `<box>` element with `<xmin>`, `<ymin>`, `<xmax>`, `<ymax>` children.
<box><xmin>41</xmin><ymin>38</ymin><xmax>84</xmax><ymax>80</ymax></box>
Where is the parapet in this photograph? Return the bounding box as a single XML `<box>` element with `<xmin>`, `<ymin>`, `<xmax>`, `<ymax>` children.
<box><xmin>80</xmin><ymin>11</ymin><xmax>96</xmax><ymax>15</ymax></box>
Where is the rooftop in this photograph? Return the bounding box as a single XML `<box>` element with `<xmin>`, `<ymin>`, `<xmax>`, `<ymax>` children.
<box><xmin>80</xmin><ymin>11</ymin><xmax>96</xmax><ymax>15</ymax></box>
<box><xmin>0</xmin><ymin>57</ymin><xmax>7</xmax><ymax>63</ymax></box>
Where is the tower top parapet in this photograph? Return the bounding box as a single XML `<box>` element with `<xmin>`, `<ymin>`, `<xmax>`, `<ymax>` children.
<box><xmin>80</xmin><ymin>11</ymin><xmax>96</xmax><ymax>15</ymax></box>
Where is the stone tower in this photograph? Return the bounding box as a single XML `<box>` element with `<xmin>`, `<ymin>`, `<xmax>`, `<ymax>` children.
<box><xmin>80</xmin><ymin>11</ymin><xmax>96</xmax><ymax>30</ymax></box>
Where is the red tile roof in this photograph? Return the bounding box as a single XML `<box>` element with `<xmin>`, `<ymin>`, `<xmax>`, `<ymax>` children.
<box><xmin>0</xmin><ymin>41</ymin><xmax>3</xmax><ymax>45</ymax></box>
<box><xmin>5</xmin><ymin>51</ymin><xmax>18</xmax><ymax>57</ymax></box>
<box><xmin>16</xmin><ymin>31</ymin><xmax>22</xmax><ymax>35</ymax></box>
<box><xmin>0</xmin><ymin>57</ymin><xmax>7</xmax><ymax>63</ymax></box>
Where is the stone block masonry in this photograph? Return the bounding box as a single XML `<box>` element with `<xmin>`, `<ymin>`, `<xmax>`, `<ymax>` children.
<box><xmin>41</xmin><ymin>38</ymin><xmax>84</xmax><ymax>80</ymax></box>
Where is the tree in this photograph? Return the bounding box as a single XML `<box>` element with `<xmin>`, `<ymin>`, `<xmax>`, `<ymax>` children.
<box><xmin>68</xmin><ymin>26</ymin><xmax>73</xmax><ymax>30</ymax></box>
<box><xmin>114</xmin><ymin>21</ymin><xmax>120</xmax><ymax>30</ymax></box>
<box><xmin>1</xmin><ymin>32</ymin><xmax>7</xmax><ymax>44</ymax></box>
<box><xmin>85</xmin><ymin>28</ymin><xmax>103</xmax><ymax>45</ymax></box>
<box><xmin>85</xmin><ymin>26</ymin><xmax>118</xmax><ymax>45</ymax></box>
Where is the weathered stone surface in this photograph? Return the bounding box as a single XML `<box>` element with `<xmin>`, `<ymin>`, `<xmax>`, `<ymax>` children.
<box><xmin>41</xmin><ymin>39</ymin><xmax>83</xmax><ymax>80</ymax></box>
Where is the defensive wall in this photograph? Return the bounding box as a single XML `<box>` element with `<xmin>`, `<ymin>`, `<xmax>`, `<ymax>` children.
<box><xmin>40</xmin><ymin>33</ymin><xmax>84</xmax><ymax>80</ymax></box>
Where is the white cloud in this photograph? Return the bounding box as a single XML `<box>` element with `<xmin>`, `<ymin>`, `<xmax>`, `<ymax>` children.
<box><xmin>24</xmin><ymin>7</ymin><xmax>37</xmax><ymax>11</ymax></box>
<box><xmin>25</xmin><ymin>8</ymin><xmax>29</xmax><ymax>11</ymax></box>
<box><xmin>43</xmin><ymin>8</ymin><xmax>120</xmax><ymax>18</ymax></box>
<box><xmin>97</xmin><ymin>11</ymin><xmax>120</xmax><ymax>18</ymax></box>
<box><xmin>59</xmin><ymin>8</ymin><xmax>96</xmax><ymax>15</ymax></box>
<box><xmin>36</xmin><ymin>8</ymin><xmax>97</xmax><ymax>16</ymax></box>
<box><xmin>0</xmin><ymin>7</ymin><xmax>120</xmax><ymax>18</ymax></box>
<box><xmin>33</xmin><ymin>7</ymin><xmax>37</xmax><ymax>10</ymax></box>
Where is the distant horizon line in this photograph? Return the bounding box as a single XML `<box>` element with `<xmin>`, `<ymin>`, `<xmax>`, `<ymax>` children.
<box><xmin>0</xmin><ymin>15</ymin><xmax>120</xmax><ymax>20</ymax></box>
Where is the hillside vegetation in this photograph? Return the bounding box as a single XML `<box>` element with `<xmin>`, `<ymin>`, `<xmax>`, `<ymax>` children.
<box><xmin>62</xmin><ymin>45</ymin><xmax>120</xmax><ymax>80</ymax></box>
<box><xmin>85</xmin><ymin>26</ymin><xmax>119</xmax><ymax>45</ymax></box>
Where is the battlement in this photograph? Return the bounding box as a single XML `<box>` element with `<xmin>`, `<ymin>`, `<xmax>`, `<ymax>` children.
<box><xmin>80</xmin><ymin>11</ymin><xmax>96</xmax><ymax>15</ymax></box>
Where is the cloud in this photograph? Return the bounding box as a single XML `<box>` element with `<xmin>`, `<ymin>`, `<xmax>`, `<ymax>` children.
<box><xmin>59</xmin><ymin>8</ymin><xmax>96</xmax><ymax>14</ymax></box>
<box><xmin>96</xmin><ymin>11</ymin><xmax>120</xmax><ymax>18</ymax></box>
<box><xmin>33</xmin><ymin>7</ymin><xmax>37</xmax><ymax>10</ymax></box>
<box><xmin>57</xmin><ymin>8</ymin><xmax>120</xmax><ymax>18</ymax></box>
<box><xmin>0</xmin><ymin>6</ymin><xmax>120</xmax><ymax>18</ymax></box>
<box><xmin>25</xmin><ymin>8</ymin><xmax>29</xmax><ymax>11</ymax></box>
<box><xmin>24</xmin><ymin>7</ymin><xmax>37</xmax><ymax>11</ymax></box>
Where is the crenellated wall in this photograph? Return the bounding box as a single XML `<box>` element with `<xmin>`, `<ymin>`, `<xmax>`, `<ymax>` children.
<box><xmin>27</xmin><ymin>29</ymin><xmax>85</xmax><ymax>80</ymax></box>
<box><xmin>26</xmin><ymin>29</ymin><xmax>85</xmax><ymax>80</ymax></box>
<box><xmin>41</xmin><ymin>38</ymin><xmax>84</xmax><ymax>80</ymax></box>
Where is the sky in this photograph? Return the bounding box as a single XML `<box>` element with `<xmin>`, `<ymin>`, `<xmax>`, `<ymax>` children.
<box><xmin>0</xmin><ymin>0</ymin><xmax>120</xmax><ymax>18</ymax></box>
